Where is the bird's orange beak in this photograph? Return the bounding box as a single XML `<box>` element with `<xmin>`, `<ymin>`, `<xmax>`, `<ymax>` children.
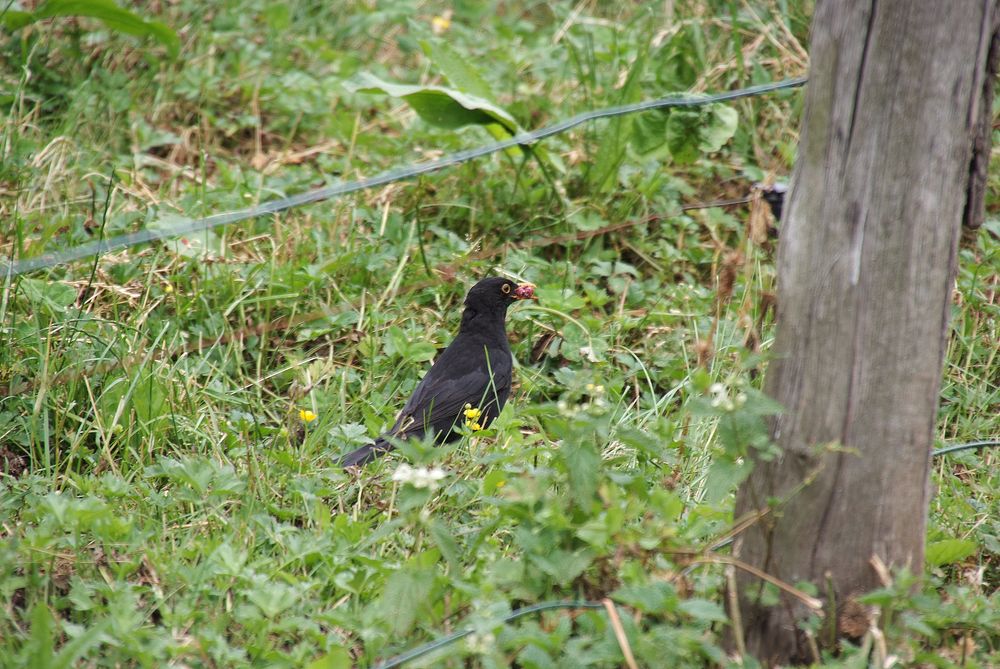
<box><xmin>513</xmin><ymin>283</ymin><xmax>536</xmax><ymax>300</ymax></box>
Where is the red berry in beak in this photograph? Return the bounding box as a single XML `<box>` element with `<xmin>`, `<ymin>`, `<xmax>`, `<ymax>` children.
<box><xmin>513</xmin><ymin>283</ymin><xmax>536</xmax><ymax>300</ymax></box>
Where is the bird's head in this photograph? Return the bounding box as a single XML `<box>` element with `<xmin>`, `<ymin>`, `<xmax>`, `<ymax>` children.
<box><xmin>464</xmin><ymin>277</ymin><xmax>536</xmax><ymax>313</ymax></box>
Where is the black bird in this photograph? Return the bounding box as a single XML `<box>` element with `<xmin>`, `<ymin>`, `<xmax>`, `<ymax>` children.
<box><xmin>339</xmin><ymin>277</ymin><xmax>535</xmax><ymax>467</ymax></box>
<box><xmin>758</xmin><ymin>181</ymin><xmax>788</xmax><ymax>222</ymax></box>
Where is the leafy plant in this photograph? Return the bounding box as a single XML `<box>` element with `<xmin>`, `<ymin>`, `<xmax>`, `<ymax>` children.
<box><xmin>346</xmin><ymin>72</ymin><xmax>519</xmax><ymax>135</ymax></box>
<box><xmin>3</xmin><ymin>0</ymin><xmax>179</xmax><ymax>57</ymax></box>
<box><xmin>0</xmin><ymin>1</ymin><xmax>996</xmax><ymax>667</ymax></box>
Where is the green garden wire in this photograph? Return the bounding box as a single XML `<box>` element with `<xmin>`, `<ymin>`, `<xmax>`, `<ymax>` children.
<box><xmin>932</xmin><ymin>440</ymin><xmax>1000</xmax><ymax>457</ymax></box>
<box><xmin>2</xmin><ymin>77</ymin><xmax>806</xmax><ymax>277</ymax></box>
<box><xmin>374</xmin><ymin>600</ymin><xmax>607</xmax><ymax>669</ymax></box>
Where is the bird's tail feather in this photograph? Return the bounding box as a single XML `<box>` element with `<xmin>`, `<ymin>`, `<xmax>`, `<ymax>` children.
<box><xmin>339</xmin><ymin>437</ymin><xmax>392</xmax><ymax>468</ymax></box>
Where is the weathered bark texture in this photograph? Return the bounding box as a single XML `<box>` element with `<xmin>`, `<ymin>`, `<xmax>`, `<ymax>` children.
<box><xmin>733</xmin><ymin>1</ymin><xmax>998</xmax><ymax>664</ymax></box>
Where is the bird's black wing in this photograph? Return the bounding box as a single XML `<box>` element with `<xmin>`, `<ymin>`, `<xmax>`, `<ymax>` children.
<box><xmin>390</xmin><ymin>352</ymin><xmax>511</xmax><ymax>439</ymax></box>
<box><xmin>340</xmin><ymin>339</ymin><xmax>512</xmax><ymax>468</ymax></box>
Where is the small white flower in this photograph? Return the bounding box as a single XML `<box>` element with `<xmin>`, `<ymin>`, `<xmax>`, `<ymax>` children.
<box><xmin>579</xmin><ymin>346</ymin><xmax>600</xmax><ymax>362</ymax></box>
<box><xmin>392</xmin><ymin>463</ymin><xmax>448</xmax><ymax>490</ymax></box>
<box><xmin>557</xmin><ymin>400</ymin><xmax>573</xmax><ymax>416</ymax></box>
<box><xmin>465</xmin><ymin>632</ymin><xmax>496</xmax><ymax>654</ymax></box>
<box><xmin>415</xmin><ymin>467</ymin><xmax>447</xmax><ymax>489</ymax></box>
<box><xmin>710</xmin><ymin>382</ymin><xmax>733</xmax><ymax>409</ymax></box>
<box><xmin>392</xmin><ymin>463</ymin><xmax>414</xmax><ymax>483</ymax></box>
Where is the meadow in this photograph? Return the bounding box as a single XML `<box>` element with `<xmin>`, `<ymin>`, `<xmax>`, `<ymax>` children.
<box><xmin>1</xmin><ymin>1</ymin><xmax>998</xmax><ymax>666</ymax></box>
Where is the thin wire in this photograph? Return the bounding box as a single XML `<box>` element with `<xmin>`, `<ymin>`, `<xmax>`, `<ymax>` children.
<box><xmin>932</xmin><ymin>440</ymin><xmax>1000</xmax><ymax>456</ymax></box>
<box><xmin>374</xmin><ymin>600</ymin><xmax>606</xmax><ymax>669</ymax></box>
<box><xmin>2</xmin><ymin>77</ymin><xmax>807</xmax><ymax>277</ymax></box>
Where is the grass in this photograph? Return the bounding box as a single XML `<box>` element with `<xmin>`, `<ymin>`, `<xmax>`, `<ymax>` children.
<box><xmin>1</xmin><ymin>1</ymin><xmax>998</xmax><ymax>666</ymax></box>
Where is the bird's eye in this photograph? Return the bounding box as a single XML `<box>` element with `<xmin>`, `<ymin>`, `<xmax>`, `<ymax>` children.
<box><xmin>501</xmin><ymin>283</ymin><xmax>511</xmax><ymax>294</ymax></box>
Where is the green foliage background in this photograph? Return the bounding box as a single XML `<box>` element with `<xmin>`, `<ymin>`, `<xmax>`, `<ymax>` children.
<box><xmin>1</xmin><ymin>1</ymin><xmax>997</xmax><ymax>666</ymax></box>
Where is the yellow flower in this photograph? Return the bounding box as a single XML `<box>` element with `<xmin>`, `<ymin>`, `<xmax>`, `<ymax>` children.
<box><xmin>463</xmin><ymin>404</ymin><xmax>483</xmax><ymax>431</ymax></box>
<box><xmin>299</xmin><ymin>409</ymin><xmax>318</xmax><ymax>423</ymax></box>
<box><xmin>431</xmin><ymin>12</ymin><xmax>451</xmax><ymax>34</ymax></box>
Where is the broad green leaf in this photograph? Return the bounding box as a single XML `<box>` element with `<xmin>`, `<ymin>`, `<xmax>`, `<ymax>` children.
<box><xmin>926</xmin><ymin>538</ymin><xmax>978</xmax><ymax>567</ymax></box>
<box><xmin>357</xmin><ymin>52</ymin><xmax>557</xmax><ymax>170</ymax></box>
<box><xmin>24</xmin><ymin>602</ymin><xmax>109</xmax><ymax>669</ymax></box>
<box><xmin>567</xmin><ymin>210</ymin><xmax>608</xmax><ymax>232</ymax></box>
<box><xmin>699</xmin><ymin>105</ymin><xmax>739</xmax><ymax>153</ymax></box>
<box><xmin>678</xmin><ymin>598</ymin><xmax>728</xmax><ymax>623</ymax></box>
<box><xmin>575</xmin><ymin>509</ymin><xmax>624</xmax><ymax>548</ymax></box>
<box><xmin>2</xmin><ymin>11</ymin><xmax>32</xmax><ymax>29</ymax></box>
<box><xmin>247</xmin><ymin>579</ymin><xmax>303</xmax><ymax>618</ymax></box>
<box><xmin>702</xmin><ymin>457</ymin><xmax>753</xmax><ymax>504</ymax></box>
<box><xmin>26</xmin><ymin>603</ymin><xmax>55</xmax><ymax>668</ymax></box>
<box><xmin>386</xmin><ymin>327</ymin><xmax>438</xmax><ymax>363</ymax></box>
<box><xmin>518</xmin><ymin>645</ymin><xmax>554</xmax><ymax>667</ymax></box>
<box><xmin>531</xmin><ymin>548</ymin><xmax>592</xmax><ymax>584</ymax></box>
<box><xmin>482</xmin><ymin>469</ymin><xmax>507</xmax><ymax>495</ymax></box>
<box><xmin>132</xmin><ymin>373</ymin><xmax>166</xmax><ymax>424</ymax></box>
<box><xmin>306</xmin><ymin>648</ymin><xmax>352</xmax><ymax>669</ymax></box>
<box><xmin>261</xmin><ymin>4</ymin><xmax>291</xmax><ymax>31</ymax></box>
<box><xmin>5</xmin><ymin>0</ymin><xmax>179</xmax><ymax>57</ymax></box>
<box><xmin>346</xmin><ymin>72</ymin><xmax>518</xmax><ymax>133</ymax></box>
<box><xmin>739</xmin><ymin>387</ymin><xmax>785</xmax><ymax>416</ymax></box>
<box><xmin>209</xmin><ymin>542</ymin><xmax>248</xmax><ymax>578</ymax></box>
<box><xmin>617</xmin><ymin>426</ymin><xmax>676</xmax><ymax>461</ymax></box>
<box><xmin>19</xmin><ymin>278</ymin><xmax>77</xmax><ymax>313</ymax></box>
<box><xmin>613</xmin><ymin>581</ymin><xmax>678</xmax><ymax>614</ymax></box>
<box><xmin>427</xmin><ymin>519</ymin><xmax>461</xmax><ymax>571</ymax></box>
<box><xmin>630</xmin><ymin>111</ymin><xmax>671</xmax><ymax>160</ymax></box>
<box><xmin>716</xmin><ymin>411</ymin><xmax>765</xmax><ymax>456</ymax></box>
<box><xmin>97</xmin><ymin>376</ymin><xmax>129</xmax><ymax>427</ymax></box>
<box><xmin>421</xmin><ymin>40</ymin><xmax>494</xmax><ymax>101</ymax></box>
<box><xmin>563</xmin><ymin>439</ymin><xmax>600</xmax><ymax>510</ymax></box>
<box><xmin>649</xmin><ymin>489</ymin><xmax>684</xmax><ymax>522</ymax></box>
<box><xmin>51</xmin><ymin>619</ymin><xmax>110</xmax><ymax>669</ymax></box>
<box><xmin>903</xmin><ymin>614</ymin><xmax>937</xmax><ymax>637</ymax></box>
<box><xmin>664</xmin><ymin>109</ymin><xmax>704</xmax><ymax>165</ymax></box>
<box><xmin>655</xmin><ymin>28</ymin><xmax>705</xmax><ymax>89</ymax></box>
<box><xmin>378</xmin><ymin>565</ymin><xmax>435</xmax><ymax>635</ymax></box>
<box><xmin>662</xmin><ymin>104</ymin><xmax>739</xmax><ymax>165</ymax></box>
